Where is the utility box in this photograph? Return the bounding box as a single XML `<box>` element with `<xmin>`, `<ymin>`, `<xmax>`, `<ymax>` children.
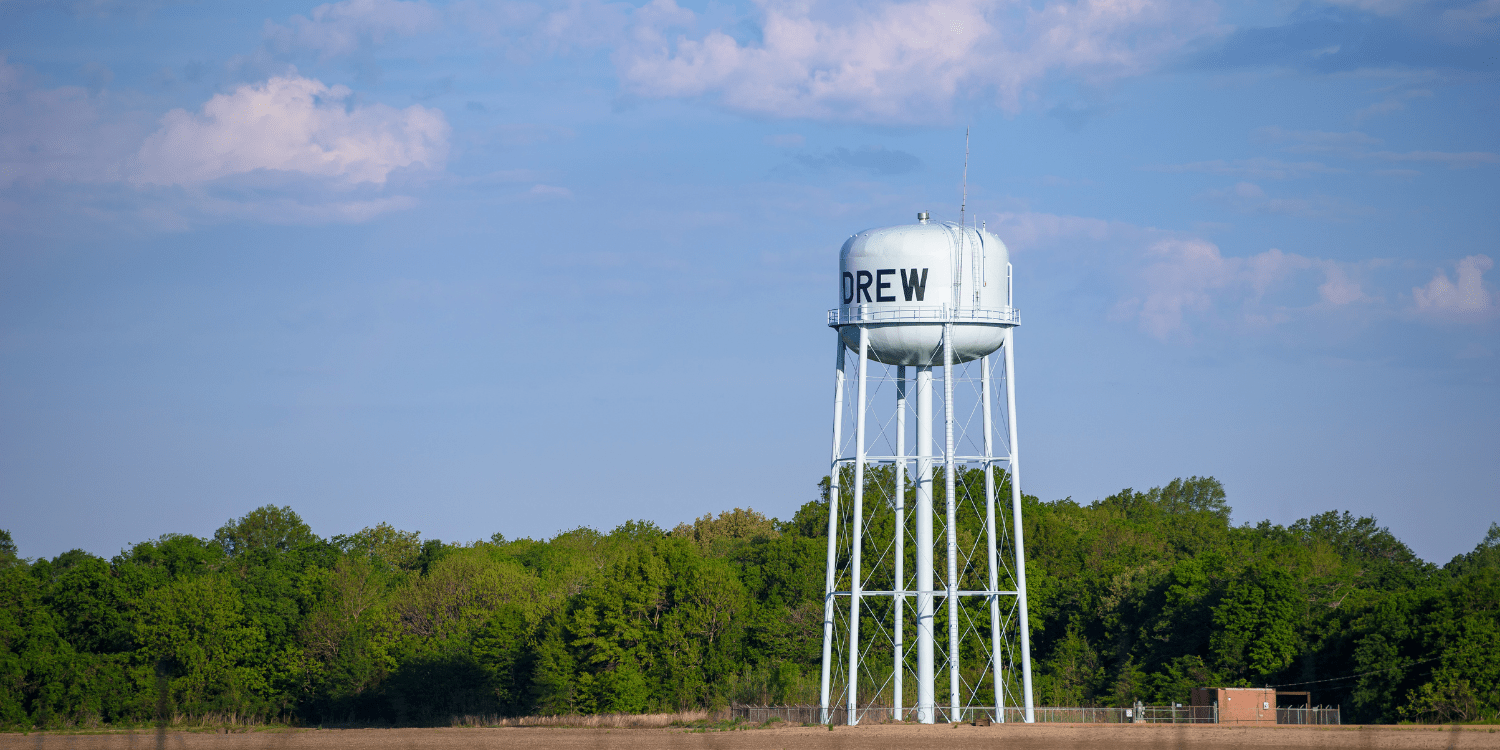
<box><xmin>1192</xmin><ymin>687</ymin><xmax>1275</xmax><ymax>724</ymax></box>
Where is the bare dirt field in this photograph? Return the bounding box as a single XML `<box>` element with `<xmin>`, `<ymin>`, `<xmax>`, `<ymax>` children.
<box><xmin>4</xmin><ymin>724</ymin><xmax>1498</xmax><ymax>750</ymax></box>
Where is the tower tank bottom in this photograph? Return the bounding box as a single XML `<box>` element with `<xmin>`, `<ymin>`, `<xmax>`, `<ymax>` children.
<box><xmin>837</xmin><ymin>322</ymin><xmax>1005</xmax><ymax>366</ymax></box>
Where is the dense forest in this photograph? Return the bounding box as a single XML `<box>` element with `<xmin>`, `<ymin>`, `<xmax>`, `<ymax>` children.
<box><xmin>2</xmin><ymin>475</ymin><xmax>1497</xmax><ymax>729</ymax></box>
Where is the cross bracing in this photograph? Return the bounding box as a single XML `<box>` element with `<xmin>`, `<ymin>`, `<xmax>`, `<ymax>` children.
<box><xmin>819</xmin><ymin>323</ymin><xmax>1036</xmax><ymax>725</ymax></box>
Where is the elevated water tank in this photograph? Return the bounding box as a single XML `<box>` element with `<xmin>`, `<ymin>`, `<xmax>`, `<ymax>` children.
<box><xmin>831</xmin><ymin>213</ymin><xmax>1017</xmax><ymax>365</ymax></box>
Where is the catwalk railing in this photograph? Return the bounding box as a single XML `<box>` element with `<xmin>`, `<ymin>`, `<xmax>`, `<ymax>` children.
<box><xmin>826</xmin><ymin>305</ymin><xmax>1021</xmax><ymax>327</ymax></box>
<box><xmin>729</xmin><ymin>704</ymin><xmax>1340</xmax><ymax>725</ymax></box>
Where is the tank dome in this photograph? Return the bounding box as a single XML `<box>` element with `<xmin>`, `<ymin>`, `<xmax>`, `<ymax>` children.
<box><xmin>832</xmin><ymin>216</ymin><xmax>1016</xmax><ymax>366</ymax></box>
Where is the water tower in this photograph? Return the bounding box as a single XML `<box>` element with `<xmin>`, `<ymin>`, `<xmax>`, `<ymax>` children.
<box><xmin>818</xmin><ymin>212</ymin><xmax>1035</xmax><ymax>724</ymax></box>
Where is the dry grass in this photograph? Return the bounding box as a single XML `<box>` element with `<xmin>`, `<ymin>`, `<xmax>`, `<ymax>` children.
<box><xmin>18</xmin><ymin>711</ymin><xmax>289</xmax><ymax>734</ymax></box>
<box><xmin>450</xmin><ymin>709</ymin><xmax>725</xmax><ymax>728</ymax></box>
<box><xmin>165</xmin><ymin>712</ymin><xmax>287</xmax><ymax>729</ymax></box>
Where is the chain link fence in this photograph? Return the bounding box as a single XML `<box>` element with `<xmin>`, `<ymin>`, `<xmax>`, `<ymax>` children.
<box><xmin>1276</xmin><ymin>707</ymin><xmax>1342</xmax><ymax>725</ymax></box>
<box><xmin>730</xmin><ymin>704</ymin><xmax>1339</xmax><ymax>726</ymax></box>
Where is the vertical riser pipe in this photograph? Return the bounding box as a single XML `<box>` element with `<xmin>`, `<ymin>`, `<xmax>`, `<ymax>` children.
<box><xmin>847</xmin><ymin>327</ymin><xmax>868</xmax><ymax>724</ymax></box>
<box><xmin>944</xmin><ymin>324</ymin><xmax>960</xmax><ymax>721</ymax></box>
<box><xmin>982</xmin><ymin>355</ymin><xmax>1002</xmax><ymax>721</ymax></box>
<box><xmin>915</xmin><ymin>365</ymin><xmax>934</xmax><ymax>724</ymax></box>
<box><xmin>894</xmin><ymin>365</ymin><xmax>906</xmax><ymax>721</ymax></box>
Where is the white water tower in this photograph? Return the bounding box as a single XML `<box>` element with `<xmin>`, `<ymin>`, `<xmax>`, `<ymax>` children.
<box><xmin>819</xmin><ymin>212</ymin><xmax>1035</xmax><ymax>724</ymax></box>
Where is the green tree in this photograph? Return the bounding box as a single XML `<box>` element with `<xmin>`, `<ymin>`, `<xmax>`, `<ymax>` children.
<box><xmin>1210</xmin><ymin>562</ymin><xmax>1302</xmax><ymax>681</ymax></box>
<box><xmin>334</xmin><ymin>523</ymin><xmax>423</xmax><ymax>572</ymax></box>
<box><xmin>134</xmin><ymin>574</ymin><xmax>270</xmax><ymax>716</ymax></box>
<box><xmin>50</xmin><ymin>556</ymin><xmax>131</xmax><ymax>653</ymax></box>
<box><xmin>1042</xmin><ymin>620</ymin><xmax>1105</xmax><ymax>705</ymax></box>
<box><xmin>1402</xmin><ymin>568</ymin><xmax>1500</xmax><ymax>722</ymax></box>
<box><xmin>214</xmin><ymin>505</ymin><xmax>317</xmax><ymax>559</ymax></box>
<box><xmin>1</xmin><ymin>477</ymin><xmax>1495</xmax><ymax>726</ymax></box>
<box><xmin>0</xmin><ymin>530</ymin><xmax>19</xmax><ymax>569</ymax></box>
<box><xmin>472</xmin><ymin>603</ymin><xmax>534</xmax><ymax>713</ymax></box>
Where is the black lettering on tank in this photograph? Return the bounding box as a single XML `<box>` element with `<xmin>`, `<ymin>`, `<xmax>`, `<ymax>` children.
<box><xmin>875</xmin><ymin>269</ymin><xmax>896</xmax><ymax>302</ymax></box>
<box><xmin>856</xmin><ymin>270</ymin><xmax>873</xmax><ymax>303</ymax></box>
<box><xmin>901</xmin><ymin>268</ymin><xmax>929</xmax><ymax>301</ymax></box>
<box><xmin>842</xmin><ymin>272</ymin><xmax>855</xmax><ymax>304</ymax></box>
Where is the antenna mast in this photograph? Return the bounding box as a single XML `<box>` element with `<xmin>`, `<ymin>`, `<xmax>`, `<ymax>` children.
<box><xmin>961</xmin><ymin>128</ymin><xmax>969</xmax><ymax>227</ymax></box>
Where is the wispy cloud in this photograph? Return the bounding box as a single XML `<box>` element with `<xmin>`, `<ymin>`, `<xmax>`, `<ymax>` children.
<box><xmin>989</xmin><ymin>208</ymin><xmax>1400</xmax><ymax>343</ymax></box>
<box><xmin>264</xmin><ymin>0</ymin><xmax>441</xmax><ymax>58</ymax></box>
<box><xmin>0</xmin><ymin>56</ymin><xmax>146</xmax><ymax>187</ymax></box>
<box><xmin>457</xmin><ymin>0</ymin><xmax>635</xmax><ymax>57</ymax></box>
<box><xmin>614</xmin><ymin>0</ymin><xmax>1222</xmax><ymax>122</ymax></box>
<box><xmin>1202</xmin><ymin>181</ymin><xmax>1372</xmax><ymax>220</ymax></box>
<box><xmin>1256</xmin><ymin>127</ymin><xmax>1500</xmax><ymax>168</ymax></box>
<box><xmin>529</xmin><ymin>183</ymin><xmax>573</xmax><ymax>198</ymax></box>
<box><xmin>794</xmin><ymin>146</ymin><xmax>921</xmax><ymax>175</ymax></box>
<box><xmin>1119</xmin><ymin>240</ymin><xmax>1373</xmax><ymax>340</ymax></box>
<box><xmin>400</xmin><ymin>0</ymin><xmax>1228</xmax><ymax>122</ymax></box>
<box><xmin>1439</xmin><ymin>0</ymin><xmax>1500</xmax><ymax>37</ymax></box>
<box><xmin>1190</xmin><ymin>3</ymin><xmax>1498</xmax><ymax>74</ymax></box>
<box><xmin>1413</xmin><ymin>255</ymin><xmax>1497</xmax><ymax>321</ymax></box>
<box><xmin>1149</xmin><ymin>157</ymin><xmax>1343</xmax><ymax>179</ymax></box>
<box><xmin>1365</xmin><ymin>150</ymin><xmax>1500</xmax><ymax>168</ymax></box>
<box><xmin>1256</xmin><ymin>126</ymin><xmax>1384</xmax><ymax>153</ymax></box>
<box><xmin>1354</xmin><ymin>88</ymin><xmax>1433</xmax><ymax>121</ymax></box>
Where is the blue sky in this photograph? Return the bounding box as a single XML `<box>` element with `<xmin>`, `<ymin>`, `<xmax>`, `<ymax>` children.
<box><xmin>1</xmin><ymin>0</ymin><xmax>1496</xmax><ymax>564</ymax></box>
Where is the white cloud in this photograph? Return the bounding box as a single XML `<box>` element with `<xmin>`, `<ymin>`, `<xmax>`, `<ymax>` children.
<box><xmin>265</xmin><ymin>0</ymin><xmax>441</xmax><ymax>57</ymax></box>
<box><xmin>1440</xmin><ymin>0</ymin><xmax>1500</xmax><ymax>37</ymax></box>
<box><xmin>0</xmin><ymin>61</ymin><xmax>447</xmax><ymax>227</ymax></box>
<box><xmin>977</xmin><ymin>209</ymin><xmax>1494</xmax><ymax>344</ymax></box>
<box><xmin>457</xmin><ymin>0</ymin><xmax>634</xmax><ymax>57</ymax></box>
<box><xmin>529</xmin><ymin>183</ymin><xmax>573</xmax><ymax>197</ymax></box>
<box><xmin>1256</xmin><ymin>127</ymin><xmax>1384</xmax><ymax>153</ymax></box>
<box><xmin>157</xmin><ymin>193</ymin><xmax>422</xmax><ymax>226</ymax></box>
<box><xmin>1203</xmin><ymin>181</ymin><xmax>1372</xmax><ymax>220</ymax></box>
<box><xmin>485</xmin><ymin>122</ymin><xmax>575</xmax><ymax>147</ymax></box>
<box><xmin>1366</xmin><ymin>150</ymin><xmax>1500</xmax><ymax>168</ymax></box>
<box><xmin>1150</xmin><ymin>158</ymin><xmax>1343</xmax><ymax>179</ymax></box>
<box><xmin>0</xmin><ymin>56</ymin><xmax>146</xmax><ymax>187</ymax></box>
<box><xmin>1318</xmin><ymin>0</ymin><xmax>1432</xmax><ymax>15</ymax></box>
<box><xmin>1412</xmin><ymin>255</ymin><xmax>1496</xmax><ymax>319</ymax></box>
<box><xmin>133</xmin><ymin>73</ymin><xmax>449</xmax><ymax>187</ymax></box>
<box><xmin>1318</xmin><ymin>263</ymin><xmax>1366</xmax><ymax>305</ymax></box>
<box><xmin>1353</xmin><ymin>88</ymin><xmax>1433</xmax><ymax>122</ymax></box>
<box><xmin>990</xmin><ymin>209</ymin><xmax>1115</xmax><ymax>249</ymax></box>
<box><xmin>614</xmin><ymin>0</ymin><xmax>1221</xmax><ymax>122</ymax></box>
<box><xmin>455</xmin><ymin>0</ymin><xmax>1222</xmax><ymax>121</ymax></box>
<box><xmin>1120</xmin><ymin>240</ymin><xmax>1368</xmax><ymax>340</ymax></box>
<box><xmin>1130</xmin><ymin>238</ymin><xmax>1239</xmax><ymax>339</ymax></box>
<box><xmin>1321</xmin><ymin>0</ymin><xmax>1500</xmax><ymax>38</ymax></box>
<box><xmin>1256</xmin><ymin>127</ymin><xmax>1500</xmax><ymax>169</ymax></box>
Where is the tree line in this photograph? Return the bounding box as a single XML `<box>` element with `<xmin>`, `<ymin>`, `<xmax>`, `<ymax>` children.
<box><xmin>1</xmin><ymin>474</ymin><xmax>1496</xmax><ymax>728</ymax></box>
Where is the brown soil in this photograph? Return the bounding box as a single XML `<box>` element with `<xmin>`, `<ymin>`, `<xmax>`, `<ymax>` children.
<box><xmin>4</xmin><ymin>723</ymin><xmax>1498</xmax><ymax>750</ymax></box>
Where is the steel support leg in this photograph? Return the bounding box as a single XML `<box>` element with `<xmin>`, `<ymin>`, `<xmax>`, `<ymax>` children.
<box><xmin>1004</xmin><ymin>329</ymin><xmax>1035</xmax><ymax>722</ymax></box>
<box><xmin>819</xmin><ymin>335</ymin><xmax>846</xmax><ymax>724</ymax></box>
